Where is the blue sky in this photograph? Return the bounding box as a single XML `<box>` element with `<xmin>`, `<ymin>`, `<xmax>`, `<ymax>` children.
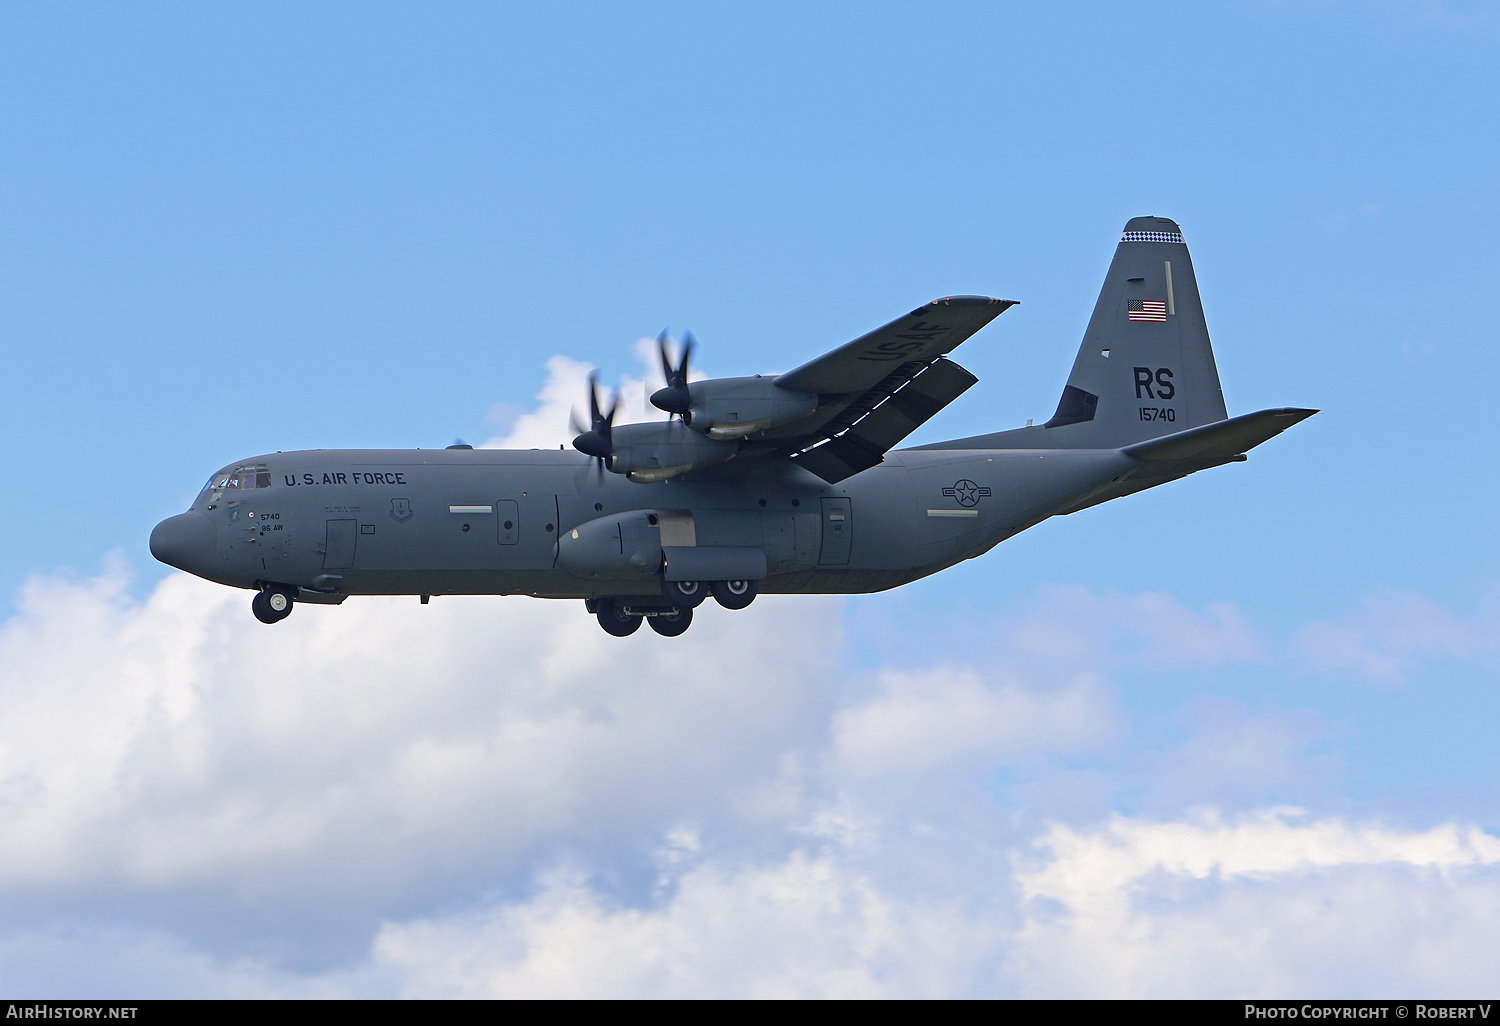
<box><xmin>1</xmin><ymin>0</ymin><xmax>1498</xmax><ymax>997</ymax></box>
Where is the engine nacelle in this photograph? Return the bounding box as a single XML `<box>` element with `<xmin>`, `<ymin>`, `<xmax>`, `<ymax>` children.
<box><xmin>685</xmin><ymin>377</ymin><xmax>820</xmax><ymax>440</ymax></box>
<box><xmin>606</xmin><ymin>421</ymin><xmax>738</xmax><ymax>483</ymax></box>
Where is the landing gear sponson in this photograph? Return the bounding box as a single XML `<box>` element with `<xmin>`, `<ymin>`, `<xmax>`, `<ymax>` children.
<box><xmin>588</xmin><ymin>578</ymin><xmax>757</xmax><ymax>637</ymax></box>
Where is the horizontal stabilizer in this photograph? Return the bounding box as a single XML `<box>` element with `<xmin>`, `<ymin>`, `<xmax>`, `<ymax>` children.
<box><xmin>1124</xmin><ymin>407</ymin><xmax>1319</xmax><ymax>462</ymax></box>
<box><xmin>1053</xmin><ymin>407</ymin><xmax>1317</xmax><ymax>515</ymax></box>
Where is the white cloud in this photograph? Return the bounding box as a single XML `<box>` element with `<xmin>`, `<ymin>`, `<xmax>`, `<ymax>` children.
<box><xmin>480</xmin><ymin>336</ymin><xmax>684</xmax><ymax>451</ymax></box>
<box><xmin>356</xmin><ymin>808</ymin><xmax>1500</xmax><ymax>998</ymax></box>
<box><xmin>1295</xmin><ymin>590</ymin><xmax>1500</xmax><ymax>684</ymax></box>
<box><xmin>371</xmin><ymin>854</ymin><xmax>988</xmax><ymax>999</ymax></box>
<box><xmin>994</xmin><ymin>584</ymin><xmax>1263</xmax><ymax>671</ymax></box>
<box><xmin>0</xmin><ymin>562</ymin><xmax>841</xmax><ymax>919</ymax></box>
<box><xmin>1010</xmin><ymin>809</ymin><xmax>1500</xmax><ymax>997</ymax></box>
<box><xmin>1126</xmin><ymin>698</ymin><xmax>1342</xmax><ymax>811</ymax></box>
<box><xmin>479</xmin><ymin>353</ymin><xmax>595</xmax><ymax>451</ymax></box>
<box><xmin>2</xmin><ymin>524</ymin><xmax>1497</xmax><ymax>995</ymax></box>
<box><xmin>831</xmin><ymin>665</ymin><xmax>1116</xmax><ymax>781</ymax></box>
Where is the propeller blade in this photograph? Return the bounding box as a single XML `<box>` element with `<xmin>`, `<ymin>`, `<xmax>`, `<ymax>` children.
<box><xmin>678</xmin><ymin>331</ymin><xmax>695</xmax><ymax>385</ymax></box>
<box><xmin>588</xmin><ymin>371</ymin><xmax>604</xmax><ymax>427</ymax></box>
<box><xmin>650</xmin><ymin>331</ymin><xmax>695</xmax><ymax>419</ymax></box>
<box><xmin>572</xmin><ymin>371</ymin><xmax>621</xmax><ymax>470</ymax></box>
<box><xmin>657</xmin><ymin>329</ymin><xmax>673</xmax><ymax>384</ymax></box>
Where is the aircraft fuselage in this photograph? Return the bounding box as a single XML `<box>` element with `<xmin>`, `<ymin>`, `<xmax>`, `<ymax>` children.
<box><xmin>150</xmin><ymin>445</ymin><xmax>1134</xmax><ymax>602</ymax></box>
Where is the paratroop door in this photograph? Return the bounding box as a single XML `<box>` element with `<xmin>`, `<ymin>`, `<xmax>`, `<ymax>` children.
<box><xmin>496</xmin><ymin>500</ymin><xmax>519</xmax><ymax>545</ymax></box>
<box><xmin>818</xmin><ymin>497</ymin><xmax>852</xmax><ymax>565</ymax></box>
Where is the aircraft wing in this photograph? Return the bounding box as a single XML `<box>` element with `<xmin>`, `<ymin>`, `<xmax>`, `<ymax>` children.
<box><xmin>776</xmin><ymin>296</ymin><xmax>1015</xmax><ymax>395</ymax></box>
<box><xmin>753</xmin><ymin>296</ymin><xmax>1015</xmax><ymax>483</ymax></box>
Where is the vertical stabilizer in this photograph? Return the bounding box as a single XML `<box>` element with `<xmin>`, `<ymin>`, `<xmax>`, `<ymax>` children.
<box><xmin>1042</xmin><ymin>216</ymin><xmax>1227</xmax><ymax>447</ymax></box>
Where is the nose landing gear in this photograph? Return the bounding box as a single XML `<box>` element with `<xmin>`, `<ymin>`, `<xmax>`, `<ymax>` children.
<box><xmin>252</xmin><ymin>585</ymin><xmax>296</xmax><ymax>624</ymax></box>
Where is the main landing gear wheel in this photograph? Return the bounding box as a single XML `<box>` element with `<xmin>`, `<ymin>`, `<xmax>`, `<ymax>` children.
<box><xmin>596</xmin><ymin>598</ymin><xmax>643</xmax><ymax>637</ymax></box>
<box><xmin>662</xmin><ymin>579</ymin><xmax>708</xmax><ymax>608</ymax></box>
<box><xmin>252</xmin><ymin>586</ymin><xmax>295</xmax><ymax>624</ymax></box>
<box><xmin>648</xmin><ymin>605</ymin><xmax>693</xmax><ymax>637</ymax></box>
<box><xmin>711</xmin><ymin>579</ymin><xmax>758</xmax><ymax>610</ymax></box>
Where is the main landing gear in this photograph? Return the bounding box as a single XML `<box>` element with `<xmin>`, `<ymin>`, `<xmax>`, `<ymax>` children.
<box><xmin>648</xmin><ymin>605</ymin><xmax>692</xmax><ymax>637</ymax></box>
<box><xmin>710</xmin><ymin>579</ymin><xmax>757</xmax><ymax>610</ymax></box>
<box><xmin>251</xmin><ymin>584</ymin><xmax>296</xmax><ymax>624</ymax></box>
<box><xmin>662</xmin><ymin>579</ymin><xmax>708</xmax><ymax>607</ymax></box>
<box><xmin>593</xmin><ymin>598</ymin><xmax>693</xmax><ymax>637</ymax></box>
<box><xmin>595</xmin><ymin>597</ymin><xmax>645</xmax><ymax>637</ymax></box>
<box><xmin>590</xmin><ymin>579</ymin><xmax>758</xmax><ymax>637</ymax></box>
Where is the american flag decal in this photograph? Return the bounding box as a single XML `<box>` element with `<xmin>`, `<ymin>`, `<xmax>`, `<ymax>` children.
<box><xmin>1128</xmin><ymin>299</ymin><xmax>1167</xmax><ymax>322</ymax></box>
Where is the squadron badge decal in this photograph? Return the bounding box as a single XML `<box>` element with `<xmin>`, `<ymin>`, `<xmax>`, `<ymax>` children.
<box><xmin>390</xmin><ymin>498</ymin><xmax>414</xmax><ymax>523</ymax></box>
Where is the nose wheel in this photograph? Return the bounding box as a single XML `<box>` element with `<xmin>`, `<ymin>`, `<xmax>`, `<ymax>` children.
<box><xmin>252</xmin><ymin>586</ymin><xmax>296</xmax><ymax>624</ymax></box>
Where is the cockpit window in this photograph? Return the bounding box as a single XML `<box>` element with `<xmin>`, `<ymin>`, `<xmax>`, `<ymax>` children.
<box><xmin>207</xmin><ymin>464</ymin><xmax>272</xmax><ymax>502</ymax></box>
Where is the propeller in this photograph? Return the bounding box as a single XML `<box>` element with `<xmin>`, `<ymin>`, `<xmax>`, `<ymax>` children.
<box><xmin>571</xmin><ymin>372</ymin><xmax>620</xmax><ymax>480</ymax></box>
<box><xmin>650</xmin><ymin>329</ymin><xmax>694</xmax><ymax>422</ymax></box>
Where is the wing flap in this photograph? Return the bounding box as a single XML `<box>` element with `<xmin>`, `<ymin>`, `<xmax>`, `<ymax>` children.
<box><xmin>789</xmin><ymin>357</ymin><xmax>979</xmax><ymax>483</ymax></box>
<box><xmin>789</xmin><ymin>435</ymin><xmax>884</xmax><ymax>483</ymax></box>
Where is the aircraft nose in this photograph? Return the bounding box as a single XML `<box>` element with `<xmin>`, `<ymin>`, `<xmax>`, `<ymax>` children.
<box><xmin>150</xmin><ymin>511</ymin><xmax>216</xmax><ymax>572</ymax></box>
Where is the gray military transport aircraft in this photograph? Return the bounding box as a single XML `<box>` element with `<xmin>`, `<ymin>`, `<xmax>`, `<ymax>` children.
<box><xmin>150</xmin><ymin>216</ymin><xmax>1315</xmax><ymax>637</ymax></box>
